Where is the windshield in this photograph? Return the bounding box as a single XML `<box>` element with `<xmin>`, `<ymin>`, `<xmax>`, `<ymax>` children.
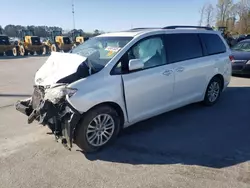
<box><xmin>71</xmin><ymin>36</ymin><xmax>133</xmax><ymax>70</ymax></box>
<box><xmin>231</xmin><ymin>42</ymin><xmax>250</xmax><ymax>52</ymax></box>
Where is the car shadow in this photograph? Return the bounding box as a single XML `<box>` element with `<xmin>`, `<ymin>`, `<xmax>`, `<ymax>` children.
<box><xmin>82</xmin><ymin>86</ymin><xmax>250</xmax><ymax>169</ymax></box>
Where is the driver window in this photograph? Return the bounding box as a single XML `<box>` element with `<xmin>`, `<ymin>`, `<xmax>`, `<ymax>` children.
<box><xmin>128</xmin><ymin>37</ymin><xmax>166</xmax><ymax>69</ymax></box>
<box><xmin>113</xmin><ymin>36</ymin><xmax>167</xmax><ymax>74</ymax></box>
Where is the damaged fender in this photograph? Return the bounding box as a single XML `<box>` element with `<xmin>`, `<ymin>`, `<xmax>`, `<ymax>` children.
<box><xmin>15</xmin><ymin>84</ymin><xmax>81</xmax><ymax>150</ymax></box>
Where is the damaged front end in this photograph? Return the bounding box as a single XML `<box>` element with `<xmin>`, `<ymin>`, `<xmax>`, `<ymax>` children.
<box><xmin>15</xmin><ymin>84</ymin><xmax>81</xmax><ymax>150</ymax></box>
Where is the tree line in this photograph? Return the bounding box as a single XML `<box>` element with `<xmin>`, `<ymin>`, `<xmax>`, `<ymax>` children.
<box><xmin>199</xmin><ymin>0</ymin><xmax>250</xmax><ymax>34</ymax></box>
<box><xmin>0</xmin><ymin>24</ymin><xmax>103</xmax><ymax>38</ymax></box>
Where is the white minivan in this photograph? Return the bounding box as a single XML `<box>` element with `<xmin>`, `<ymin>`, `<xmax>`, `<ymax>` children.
<box><xmin>16</xmin><ymin>26</ymin><xmax>232</xmax><ymax>152</ymax></box>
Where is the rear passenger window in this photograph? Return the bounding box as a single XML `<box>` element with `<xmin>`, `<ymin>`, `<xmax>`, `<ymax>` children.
<box><xmin>199</xmin><ymin>34</ymin><xmax>226</xmax><ymax>55</ymax></box>
<box><xmin>164</xmin><ymin>34</ymin><xmax>203</xmax><ymax>63</ymax></box>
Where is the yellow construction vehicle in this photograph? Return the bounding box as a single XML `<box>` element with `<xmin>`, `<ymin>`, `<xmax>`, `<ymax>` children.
<box><xmin>47</xmin><ymin>30</ymin><xmax>73</xmax><ymax>53</ymax></box>
<box><xmin>71</xmin><ymin>29</ymin><xmax>84</xmax><ymax>48</ymax></box>
<box><xmin>17</xmin><ymin>29</ymin><xmax>46</xmax><ymax>56</ymax></box>
<box><xmin>0</xmin><ymin>28</ymin><xmax>18</xmax><ymax>56</ymax></box>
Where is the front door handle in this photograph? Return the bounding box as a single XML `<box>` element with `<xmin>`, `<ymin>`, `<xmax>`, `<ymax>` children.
<box><xmin>175</xmin><ymin>67</ymin><xmax>185</xmax><ymax>72</ymax></box>
<box><xmin>163</xmin><ymin>69</ymin><xmax>173</xmax><ymax>76</ymax></box>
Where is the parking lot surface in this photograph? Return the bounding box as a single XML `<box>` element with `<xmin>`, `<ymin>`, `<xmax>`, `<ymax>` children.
<box><xmin>0</xmin><ymin>56</ymin><xmax>250</xmax><ymax>188</ymax></box>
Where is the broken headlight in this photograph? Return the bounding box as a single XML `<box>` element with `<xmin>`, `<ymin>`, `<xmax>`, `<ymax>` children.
<box><xmin>44</xmin><ymin>86</ymin><xmax>77</xmax><ymax>104</ymax></box>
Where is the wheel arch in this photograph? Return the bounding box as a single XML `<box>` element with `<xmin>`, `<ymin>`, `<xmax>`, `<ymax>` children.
<box><xmin>202</xmin><ymin>73</ymin><xmax>225</xmax><ymax>100</ymax></box>
<box><xmin>75</xmin><ymin>101</ymin><xmax>125</xmax><ymax>130</ymax></box>
<box><xmin>73</xmin><ymin>101</ymin><xmax>125</xmax><ymax>141</ymax></box>
<box><xmin>211</xmin><ymin>73</ymin><xmax>224</xmax><ymax>91</ymax></box>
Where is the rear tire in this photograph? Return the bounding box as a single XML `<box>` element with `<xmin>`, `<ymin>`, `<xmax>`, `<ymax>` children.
<box><xmin>30</xmin><ymin>51</ymin><xmax>34</xmax><ymax>55</ymax></box>
<box><xmin>42</xmin><ymin>46</ymin><xmax>47</xmax><ymax>55</ymax></box>
<box><xmin>51</xmin><ymin>44</ymin><xmax>57</xmax><ymax>52</ymax></box>
<box><xmin>0</xmin><ymin>53</ymin><xmax>4</xmax><ymax>56</ymax></box>
<box><xmin>12</xmin><ymin>47</ymin><xmax>18</xmax><ymax>56</ymax></box>
<box><xmin>75</xmin><ymin>105</ymin><xmax>121</xmax><ymax>153</ymax></box>
<box><xmin>19</xmin><ymin>45</ymin><xmax>25</xmax><ymax>56</ymax></box>
<box><xmin>203</xmin><ymin>77</ymin><xmax>222</xmax><ymax>106</ymax></box>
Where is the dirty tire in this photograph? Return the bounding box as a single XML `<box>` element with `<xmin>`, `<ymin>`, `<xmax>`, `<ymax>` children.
<box><xmin>203</xmin><ymin>76</ymin><xmax>222</xmax><ymax>106</ymax></box>
<box><xmin>51</xmin><ymin>44</ymin><xmax>57</xmax><ymax>52</ymax></box>
<box><xmin>19</xmin><ymin>45</ymin><xmax>25</xmax><ymax>56</ymax></box>
<box><xmin>12</xmin><ymin>47</ymin><xmax>17</xmax><ymax>56</ymax></box>
<box><xmin>42</xmin><ymin>46</ymin><xmax>47</xmax><ymax>55</ymax></box>
<box><xmin>5</xmin><ymin>50</ymin><xmax>14</xmax><ymax>56</ymax></box>
<box><xmin>75</xmin><ymin>105</ymin><xmax>121</xmax><ymax>153</ymax></box>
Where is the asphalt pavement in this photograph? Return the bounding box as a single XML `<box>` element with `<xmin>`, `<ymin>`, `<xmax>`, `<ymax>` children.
<box><xmin>0</xmin><ymin>56</ymin><xmax>250</xmax><ymax>188</ymax></box>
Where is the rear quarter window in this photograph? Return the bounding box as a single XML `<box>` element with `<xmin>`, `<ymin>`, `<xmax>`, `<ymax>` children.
<box><xmin>164</xmin><ymin>33</ymin><xmax>203</xmax><ymax>63</ymax></box>
<box><xmin>199</xmin><ymin>33</ymin><xmax>226</xmax><ymax>55</ymax></box>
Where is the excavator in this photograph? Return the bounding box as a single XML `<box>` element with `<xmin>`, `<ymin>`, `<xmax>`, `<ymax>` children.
<box><xmin>45</xmin><ymin>29</ymin><xmax>73</xmax><ymax>53</ymax></box>
<box><xmin>0</xmin><ymin>28</ymin><xmax>18</xmax><ymax>56</ymax></box>
<box><xmin>17</xmin><ymin>29</ymin><xmax>46</xmax><ymax>56</ymax></box>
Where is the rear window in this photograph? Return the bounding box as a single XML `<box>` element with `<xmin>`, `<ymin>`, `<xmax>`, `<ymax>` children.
<box><xmin>164</xmin><ymin>33</ymin><xmax>203</xmax><ymax>63</ymax></box>
<box><xmin>199</xmin><ymin>33</ymin><xmax>226</xmax><ymax>55</ymax></box>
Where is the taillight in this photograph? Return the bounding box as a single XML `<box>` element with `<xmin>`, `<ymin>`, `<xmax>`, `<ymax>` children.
<box><xmin>229</xmin><ymin>55</ymin><xmax>234</xmax><ymax>63</ymax></box>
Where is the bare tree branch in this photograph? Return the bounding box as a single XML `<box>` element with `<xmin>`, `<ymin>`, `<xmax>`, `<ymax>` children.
<box><xmin>216</xmin><ymin>0</ymin><xmax>233</xmax><ymax>26</ymax></box>
<box><xmin>199</xmin><ymin>5</ymin><xmax>207</xmax><ymax>26</ymax></box>
<box><xmin>205</xmin><ymin>3</ymin><xmax>214</xmax><ymax>26</ymax></box>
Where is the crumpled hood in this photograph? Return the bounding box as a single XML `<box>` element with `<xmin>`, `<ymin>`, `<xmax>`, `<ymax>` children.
<box><xmin>34</xmin><ymin>52</ymin><xmax>87</xmax><ymax>86</ymax></box>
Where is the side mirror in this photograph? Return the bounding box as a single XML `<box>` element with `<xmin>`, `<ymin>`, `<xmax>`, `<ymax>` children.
<box><xmin>129</xmin><ymin>59</ymin><xmax>144</xmax><ymax>71</ymax></box>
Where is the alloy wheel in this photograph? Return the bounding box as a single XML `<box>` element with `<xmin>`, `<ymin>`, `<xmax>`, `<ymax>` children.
<box><xmin>86</xmin><ymin>114</ymin><xmax>115</xmax><ymax>147</ymax></box>
<box><xmin>207</xmin><ymin>81</ymin><xmax>220</xmax><ymax>103</ymax></box>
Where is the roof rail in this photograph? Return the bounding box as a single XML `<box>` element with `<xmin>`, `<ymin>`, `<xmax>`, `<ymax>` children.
<box><xmin>129</xmin><ymin>27</ymin><xmax>160</xmax><ymax>30</ymax></box>
<box><xmin>163</xmin><ymin>26</ymin><xmax>213</xmax><ymax>30</ymax></box>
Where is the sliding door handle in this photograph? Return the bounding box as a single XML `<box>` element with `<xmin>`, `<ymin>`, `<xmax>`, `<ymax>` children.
<box><xmin>163</xmin><ymin>69</ymin><xmax>173</xmax><ymax>76</ymax></box>
<box><xmin>175</xmin><ymin>67</ymin><xmax>184</xmax><ymax>72</ymax></box>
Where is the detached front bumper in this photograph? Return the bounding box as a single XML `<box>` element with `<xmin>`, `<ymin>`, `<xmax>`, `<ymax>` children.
<box><xmin>15</xmin><ymin>88</ymin><xmax>81</xmax><ymax>150</ymax></box>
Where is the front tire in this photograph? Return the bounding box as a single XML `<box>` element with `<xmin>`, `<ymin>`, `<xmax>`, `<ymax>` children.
<box><xmin>19</xmin><ymin>45</ymin><xmax>25</xmax><ymax>56</ymax></box>
<box><xmin>203</xmin><ymin>77</ymin><xmax>222</xmax><ymax>106</ymax></box>
<box><xmin>51</xmin><ymin>44</ymin><xmax>57</xmax><ymax>52</ymax></box>
<box><xmin>12</xmin><ymin>47</ymin><xmax>18</xmax><ymax>56</ymax></box>
<box><xmin>75</xmin><ymin>105</ymin><xmax>121</xmax><ymax>153</ymax></box>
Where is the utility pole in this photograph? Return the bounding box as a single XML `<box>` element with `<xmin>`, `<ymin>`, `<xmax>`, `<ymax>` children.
<box><xmin>72</xmin><ymin>0</ymin><xmax>76</xmax><ymax>29</ymax></box>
